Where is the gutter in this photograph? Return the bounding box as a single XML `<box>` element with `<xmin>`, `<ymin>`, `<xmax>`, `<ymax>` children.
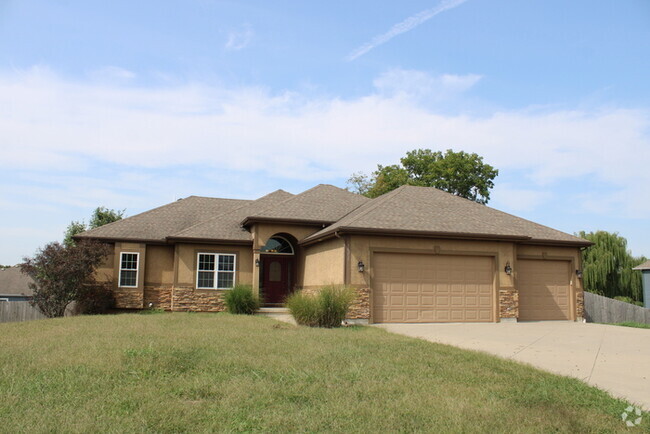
<box><xmin>240</xmin><ymin>216</ymin><xmax>334</xmax><ymax>228</ymax></box>
<box><xmin>164</xmin><ymin>237</ymin><xmax>253</xmax><ymax>246</ymax></box>
<box><xmin>300</xmin><ymin>227</ymin><xmax>590</xmax><ymax>248</ymax></box>
<box><xmin>72</xmin><ymin>236</ymin><xmax>168</xmax><ymax>245</ymax></box>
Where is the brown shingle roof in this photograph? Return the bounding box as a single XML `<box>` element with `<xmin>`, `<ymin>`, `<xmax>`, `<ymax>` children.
<box><xmin>633</xmin><ymin>260</ymin><xmax>650</xmax><ymax>271</ymax></box>
<box><xmin>0</xmin><ymin>267</ymin><xmax>34</xmax><ymax>296</ymax></box>
<box><xmin>241</xmin><ymin>184</ymin><xmax>371</xmax><ymax>225</ymax></box>
<box><xmin>304</xmin><ymin>185</ymin><xmax>590</xmax><ymax>246</ymax></box>
<box><xmin>170</xmin><ymin>190</ymin><xmax>294</xmax><ymax>242</ymax></box>
<box><xmin>76</xmin><ymin>196</ymin><xmax>250</xmax><ymax>242</ymax></box>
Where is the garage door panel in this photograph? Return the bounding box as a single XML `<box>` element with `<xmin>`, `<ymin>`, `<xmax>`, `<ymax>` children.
<box><xmin>518</xmin><ymin>260</ymin><xmax>571</xmax><ymax>321</ymax></box>
<box><xmin>373</xmin><ymin>253</ymin><xmax>494</xmax><ymax>323</ymax></box>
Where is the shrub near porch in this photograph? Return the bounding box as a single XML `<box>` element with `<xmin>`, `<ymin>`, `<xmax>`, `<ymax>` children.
<box><xmin>0</xmin><ymin>314</ymin><xmax>645</xmax><ymax>432</ymax></box>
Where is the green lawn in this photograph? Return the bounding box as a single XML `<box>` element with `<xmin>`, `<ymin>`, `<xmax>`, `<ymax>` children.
<box><xmin>0</xmin><ymin>313</ymin><xmax>645</xmax><ymax>433</ymax></box>
<box><xmin>614</xmin><ymin>322</ymin><xmax>650</xmax><ymax>329</ymax></box>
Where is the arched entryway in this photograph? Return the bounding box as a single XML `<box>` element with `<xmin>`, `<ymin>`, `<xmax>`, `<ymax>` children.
<box><xmin>259</xmin><ymin>235</ymin><xmax>296</xmax><ymax>305</ymax></box>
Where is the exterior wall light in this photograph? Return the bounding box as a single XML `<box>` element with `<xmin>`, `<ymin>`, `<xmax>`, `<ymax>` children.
<box><xmin>504</xmin><ymin>262</ymin><xmax>512</xmax><ymax>275</ymax></box>
<box><xmin>576</xmin><ymin>269</ymin><xmax>583</xmax><ymax>279</ymax></box>
<box><xmin>357</xmin><ymin>261</ymin><xmax>365</xmax><ymax>273</ymax></box>
<box><xmin>255</xmin><ymin>258</ymin><xmax>260</xmax><ymax>267</ymax></box>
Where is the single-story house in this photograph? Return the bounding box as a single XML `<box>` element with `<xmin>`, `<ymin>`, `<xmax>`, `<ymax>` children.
<box><xmin>0</xmin><ymin>267</ymin><xmax>34</xmax><ymax>302</ymax></box>
<box><xmin>77</xmin><ymin>184</ymin><xmax>591</xmax><ymax>323</ymax></box>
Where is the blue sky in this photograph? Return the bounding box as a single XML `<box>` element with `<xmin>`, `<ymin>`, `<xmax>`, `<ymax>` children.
<box><xmin>1</xmin><ymin>0</ymin><xmax>649</xmax><ymax>264</ymax></box>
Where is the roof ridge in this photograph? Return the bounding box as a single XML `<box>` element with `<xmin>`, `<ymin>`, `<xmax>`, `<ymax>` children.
<box><xmin>171</xmin><ymin>190</ymin><xmax>289</xmax><ymax>238</ymax></box>
<box><xmin>238</xmin><ymin>189</ymin><xmax>304</xmax><ymax>224</ymax></box>
<box><xmin>242</xmin><ymin>184</ymin><xmax>356</xmax><ymax>220</ymax></box>
<box><xmin>341</xmin><ymin>186</ymin><xmax>407</xmax><ymax>228</ymax></box>
<box><xmin>186</xmin><ymin>195</ymin><xmax>251</xmax><ymax>201</ymax></box>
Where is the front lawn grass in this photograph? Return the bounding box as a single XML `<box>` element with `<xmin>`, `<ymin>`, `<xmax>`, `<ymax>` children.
<box><xmin>0</xmin><ymin>313</ymin><xmax>645</xmax><ymax>432</ymax></box>
<box><xmin>613</xmin><ymin>321</ymin><xmax>650</xmax><ymax>329</ymax></box>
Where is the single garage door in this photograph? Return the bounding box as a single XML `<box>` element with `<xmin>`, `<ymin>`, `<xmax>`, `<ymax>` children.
<box><xmin>373</xmin><ymin>253</ymin><xmax>494</xmax><ymax>323</ymax></box>
<box><xmin>518</xmin><ymin>259</ymin><xmax>571</xmax><ymax>321</ymax></box>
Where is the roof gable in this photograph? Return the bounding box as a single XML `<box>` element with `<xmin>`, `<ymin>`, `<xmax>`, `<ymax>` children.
<box><xmin>242</xmin><ymin>184</ymin><xmax>370</xmax><ymax>225</ymax></box>
<box><xmin>304</xmin><ymin>185</ymin><xmax>589</xmax><ymax>246</ymax></box>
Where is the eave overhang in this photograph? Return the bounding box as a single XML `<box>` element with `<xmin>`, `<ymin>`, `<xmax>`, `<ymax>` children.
<box><xmin>300</xmin><ymin>226</ymin><xmax>592</xmax><ymax>248</ymax></box>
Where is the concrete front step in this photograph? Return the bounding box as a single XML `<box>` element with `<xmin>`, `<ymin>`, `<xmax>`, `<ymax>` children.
<box><xmin>256</xmin><ymin>306</ymin><xmax>295</xmax><ymax>325</ymax></box>
<box><xmin>257</xmin><ymin>307</ymin><xmax>289</xmax><ymax>314</ymax></box>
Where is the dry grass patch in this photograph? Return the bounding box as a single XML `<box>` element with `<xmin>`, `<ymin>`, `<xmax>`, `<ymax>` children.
<box><xmin>0</xmin><ymin>313</ymin><xmax>646</xmax><ymax>432</ymax></box>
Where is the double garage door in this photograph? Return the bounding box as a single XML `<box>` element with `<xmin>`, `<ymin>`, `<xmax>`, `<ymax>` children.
<box><xmin>372</xmin><ymin>253</ymin><xmax>572</xmax><ymax>323</ymax></box>
<box><xmin>373</xmin><ymin>253</ymin><xmax>495</xmax><ymax>323</ymax></box>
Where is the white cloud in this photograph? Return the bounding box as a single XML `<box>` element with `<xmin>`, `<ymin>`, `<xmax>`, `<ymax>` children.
<box><xmin>346</xmin><ymin>0</ymin><xmax>469</xmax><ymax>61</ymax></box>
<box><xmin>0</xmin><ymin>66</ymin><xmax>649</xmax><ymax>217</ymax></box>
<box><xmin>373</xmin><ymin>69</ymin><xmax>481</xmax><ymax>100</ymax></box>
<box><xmin>88</xmin><ymin>66</ymin><xmax>136</xmax><ymax>83</ymax></box>
<box><xmin>490</xmin><ymin>185</ymin><xmax>553</xmax><ymax>213</ymax></box>
<box><xmin>225</xmin><ymin>25</ymin><xmax>254</xmax><ymax>51</ymax></box>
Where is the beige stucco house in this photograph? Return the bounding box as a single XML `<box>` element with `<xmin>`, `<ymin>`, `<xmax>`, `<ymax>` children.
<box><xmin>77</xmin><ymin>184</ymin><xmax>591</xmax><ymax>323</ymax></box>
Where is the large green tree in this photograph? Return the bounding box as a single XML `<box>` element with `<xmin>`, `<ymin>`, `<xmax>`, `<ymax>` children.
<box><xmin>348</xmin><ymin>149</ymin><xmax>499</xmax><ymax>203</ymax></box>
<box><xmin>64</xmin><ymin>207</ymin><xmax>125</xmax><ymax>247</ymax></box>
<box><xmin>578</xmin><ymin>230</ymin><xmax>646</xmax><ymax>302</ymax></box>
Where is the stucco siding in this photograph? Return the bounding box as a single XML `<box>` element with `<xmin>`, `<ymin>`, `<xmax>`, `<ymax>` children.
<box><xmin>302</xmin><ymin>237</ymin><xmax>345</xmax><ymax>287</ymax></box>
<box><xmin>144</xmin><ymin>245</ymin><xmax>174</xmax><ymax>286</ymax></box>
<box><xmin>94</xmin><ymin>244</ymin><xmax>115</xmax><ymax>283</ymax></box>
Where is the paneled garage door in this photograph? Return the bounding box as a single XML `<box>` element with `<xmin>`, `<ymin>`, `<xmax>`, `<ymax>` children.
<box><xmin>518</xmin><ymin>259</ymin><xmax>571</xmax><ymax>321</ymax></box>
<box><xmin>372</xmin><ymin>253</ymin><xmax>495</xmax><ymax>323</ymax></box>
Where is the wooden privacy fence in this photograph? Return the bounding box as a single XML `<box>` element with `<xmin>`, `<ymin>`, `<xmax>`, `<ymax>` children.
<box><xmin>584</xmin><ymin>292</ymin><xmax>650</xmax><ymax>325</ymax></box>
<box><xmin>0</xmin><ymin>301</ymin><xmax>46</xmax><ymax>323</ymax></box>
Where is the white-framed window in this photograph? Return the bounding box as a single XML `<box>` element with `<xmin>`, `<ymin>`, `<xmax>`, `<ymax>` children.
<box><xmin>196</xmin><ymin>253</ymin><xmax>236</xmax><ymax>289</ymax></box>
<box><xmin>0</xmin><ymin>298</ymin><xmax>8</xmax><ymax>302</ymax></box>
<box><xmin>119</xmin><ymin>252</ymin><xmax>139</xmax><ymax>288</ymax></box>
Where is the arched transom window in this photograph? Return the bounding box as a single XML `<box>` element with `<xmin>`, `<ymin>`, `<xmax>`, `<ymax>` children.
<box><xmin>260</xmin><ymin>236</ymin><xmax>294</xmax><ymax>255</ymax></box>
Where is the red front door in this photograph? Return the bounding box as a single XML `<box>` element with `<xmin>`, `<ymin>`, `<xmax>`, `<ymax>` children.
<box><xmin>261</xmin><ymin>255</ymin><xmax>293</xmax><ymax>304</ymax></box>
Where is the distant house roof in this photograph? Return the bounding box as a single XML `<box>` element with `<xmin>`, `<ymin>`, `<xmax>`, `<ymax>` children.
<box><xmin>0</xmin><ymin>267</ymin><xmax>34</xmax><ymax>297</ymax></box>
<box><xmin>76</xmin><ymin>196</ymin><xmax>250</xmax><ymax>243</ymax></box>
<box><xmin>75</xmin><ymin>184</ymin><xmax>589</xmax><ymax>247</ymax></box>
<box><xmin>241</xmin><ymin>184</ymin><xmax>371</xmax><ymax>226</ymax></box>
<box><xmin>633</xmin><ymin>260</ymin><xmax>650</xmax><ymax>271</ymax></box>
<box><xmin>303</xmin><ymin>185</ymin><xmax>590</xmax><ymax>246</ymax></box>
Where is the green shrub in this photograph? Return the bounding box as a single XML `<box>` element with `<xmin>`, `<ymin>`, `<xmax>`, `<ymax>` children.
<box><xmin>613</xmin><ymin>296</ymin><xmax>644</xmax><ymax>307</ymax></box>
<box><xmin>287</xmin><ymin>285</ymin><xmax>356</xmax><ymax>328</ymax></box>
<box><xmin>140</xmin><ymin>308</ymin><xmax>166</xmax><ymax>315</ymax></box>
<box><xmin>286</xmin><ymin>291</ymin><xmax>320</xmax><ymax>327</ymax></box>
<box><xmin>224</xmin><ymin>285</ymin><xmax>260</xmax><ymax>314</ymax></box>
<box><xmin>76</xmin><ymin>283</ymin><xmax>115</xmax><ymax>315</ymax></box>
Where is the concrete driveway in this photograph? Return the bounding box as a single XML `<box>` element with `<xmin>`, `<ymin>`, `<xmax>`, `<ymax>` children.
<box><xmin>376</xmin><ymin>321</ymin><xmax>650</xmax><ymax>411</ymax></box>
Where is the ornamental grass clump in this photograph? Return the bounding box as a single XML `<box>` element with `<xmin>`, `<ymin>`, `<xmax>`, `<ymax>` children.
<box><xmin>286</xmin><ymin>291</ymin><xmax>320</xmax><ymax>327</ymax></box>
<box><xmin>287</xmin><ymin>285</ymin><xmax>355</xmax><ymax>328</ymax></box>
<box><xmin>224</xmin><ymin>284</ymin><xmax>260</xmax><ymax>314</ymax></box>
